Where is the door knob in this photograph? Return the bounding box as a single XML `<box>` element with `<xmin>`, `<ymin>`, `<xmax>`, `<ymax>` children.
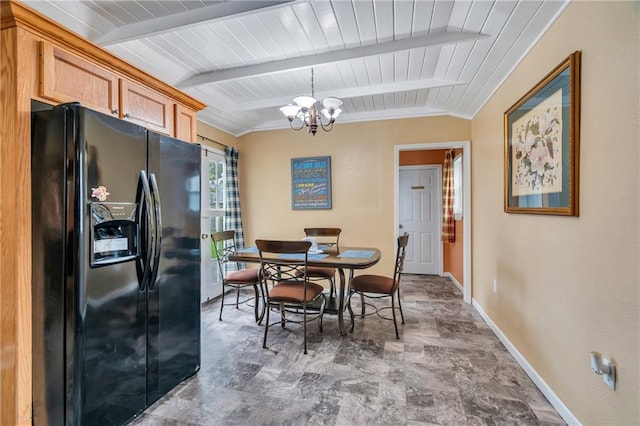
<box><xmin>201</xmin><ymin>233</ymin><xmax>208</xmax><ymax>240</ymax></box>
<box><xmin>399</xmin><ymin>224</ymin><xmax>404</xmax><ymax>229</ymax></box>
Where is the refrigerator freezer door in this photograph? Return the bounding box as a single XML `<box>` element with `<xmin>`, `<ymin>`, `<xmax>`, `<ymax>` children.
<box><xmin>146</xmin><ymin>132</ymin><xmax>201</xmax><ymax>405</ymax></box>
<box><xmin>32</xmin><ymin>105</ymin><xmax>150</xmax><ymax>426</ymax></box>
<box><xmin>77</xmin><ymin>107</ymin><xmax>149</xmax><ymax>425</ymax></box>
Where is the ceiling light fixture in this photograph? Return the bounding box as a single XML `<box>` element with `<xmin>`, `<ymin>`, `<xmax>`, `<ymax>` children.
<box><xmin>280</xmin><ymin>68</ymin><xmax>343</xmax><ymax>136</ymax></box>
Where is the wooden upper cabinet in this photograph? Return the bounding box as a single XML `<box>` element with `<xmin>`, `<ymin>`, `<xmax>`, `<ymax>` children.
<box><xmin>175</xmin><ymin>104</ymin><xmax>198</xmax><ymax>142</ymax></box>
<box><xmin>120</xmin><ymin>79</ymin><xmax>174</xmax><ymax>135</ymax></box>
<box><xmin>39</xmin><ymin>42</ymin><xmax>119</xmax><ymax>116</ymax></box>
<box><xmin>38</xmin><ymin>40</ymin><xmax>203</xmax><ymax>141</ymax></box>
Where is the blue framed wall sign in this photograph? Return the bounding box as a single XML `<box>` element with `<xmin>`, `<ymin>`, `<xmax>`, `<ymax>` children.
<box><xmin>291</xmin><ymin>156</ymin><xmax>332</xmax><ymax>210</ymax></box>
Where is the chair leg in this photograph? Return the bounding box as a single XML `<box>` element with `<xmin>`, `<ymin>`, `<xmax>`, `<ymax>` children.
<box><xmin>346</xmin><ymin>291</ymin><xmax>356</xmax><ymax>333</ymax></box>
<box><xmin>397</xmin><ymin>287</ymin><xmax>405</xmax><ymax>324</ymax></box>
<box><xmin>262</xmin><ymin>301</ymin><xmax>270</xmax><ymax>349</ymax></box>
<box><xmin>303</xmin><ymin>303</ymin><xmax>308</xmax><ymax>354</ymax></box>
<box><xmin>280</xmin><ymin>303</ymin><xmax>286</xmax><ymax>328</ymax></box>
<box><xmin>252</xmin><ymin>284</ymin><xmax>260</xmax><ymax>322</ymax></box>
<box><xmin>218</xmin><ymin>283</ymin><xmax>225</xmax><ymax>321</ymax></box>
<box><xmin>391</xmin><ymin>294</ymin><xmax>399</xmax><ymax>339</ymax></box>
<box><xmin>360</xmin><ymin>293</ymin><xmax>365</xmax><ymax>318</ymax></box>
<box><xmin>258</xmin><ymin>282</ymin><xmax>267</xmax><ymax>325</ymax></box>
<box><xmin>235</xmin><ymin>286</ymin><xmax>240</xmax><ymax>309</ymax></box>
<box><xmin>318</xmin><ymin>294</ymin><xmax>326</xmax><ymax>333</ymax></box>
<box><xmin>329</xmin><ymin>277</ymin><xmax>335</xmax><ymax>299</ymax></box>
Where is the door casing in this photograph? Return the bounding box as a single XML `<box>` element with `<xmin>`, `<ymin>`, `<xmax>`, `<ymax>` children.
<box><xmin>394</xmin><ymin>141</ymin><xmax>472</xmax><ymax>304</ymax></box>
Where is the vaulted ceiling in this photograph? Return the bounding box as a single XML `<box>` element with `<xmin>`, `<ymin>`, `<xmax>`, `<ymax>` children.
<box><xmin>23</xmin><ymin>0</ymin><xmax>568</xmax><ymax>137</ymax></box>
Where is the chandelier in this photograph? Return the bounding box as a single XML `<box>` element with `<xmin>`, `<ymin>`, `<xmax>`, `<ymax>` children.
<box><xmin>279</xmin><ymin>68</ymin><xmax>343</xmax><ymax>136</ymax></box>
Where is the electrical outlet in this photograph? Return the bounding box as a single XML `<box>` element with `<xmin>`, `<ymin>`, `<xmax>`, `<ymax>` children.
<box><xmin>492</xmin><ymin>279</ymin><xmax>497</xmax><ymax>292</ymax></box>
<box><xmin>603</xmin><ymin>366</ymin><xmax>616</xmax><ymax>390</ymax></box>
<box><xmin>590</xmin><ymin>351</ymin><xmax>616</xmax><ymax>390</ymax></box>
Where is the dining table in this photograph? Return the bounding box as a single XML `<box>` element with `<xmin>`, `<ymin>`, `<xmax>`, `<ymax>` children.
<box><xmin>229</xmin><ymin>245</ymin><xmax>382</xmax><ymax>335</ymax></box>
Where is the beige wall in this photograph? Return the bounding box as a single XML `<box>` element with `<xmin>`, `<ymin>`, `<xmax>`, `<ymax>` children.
<box><xmin>237</xmin><ymin>116</ymin><xmax>471</xmax><ymax>276</ymax></box>
<box><xmin>471</xmin><ymin>1</ymin><xmax>639</xmax><ymax>424</ymax></box>
<box><xmin>197</xmin><ymin>121</ymin><xmax>239</xmax><ymax>150</ymax></box>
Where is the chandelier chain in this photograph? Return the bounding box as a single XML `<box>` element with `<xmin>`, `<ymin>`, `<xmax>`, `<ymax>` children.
<box><xmin>311</xmin><ymin>67</ymin><xmax>315</xmax><ymax>98</ymax></box>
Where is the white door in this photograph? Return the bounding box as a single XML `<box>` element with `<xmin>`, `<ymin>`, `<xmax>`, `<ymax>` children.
<box><xmin>399</xmin><ymin>166</ymin><xmax>441</xmax><ymax>275</ymax></box>
<box><xmin>201</xmin><ymin>148</ymin><xmax>226</xmax><ymax>303</ymax></box>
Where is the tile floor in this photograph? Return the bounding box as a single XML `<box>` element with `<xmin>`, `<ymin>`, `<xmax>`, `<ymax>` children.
<box><xmin>131</xmin><ymin>274</ymin><xmax>565</xmax><ymax>425</ymax></box>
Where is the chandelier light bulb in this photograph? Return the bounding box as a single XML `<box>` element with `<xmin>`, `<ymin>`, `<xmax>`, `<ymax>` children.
<box><xmin>322</xmin><ymin>97</ymin><xmax>343</xmax><ymax>109</ymax></box>
<box><xmin>322</xmin><ymin>107</ymin><xmax>342</xmax><ymax>121</ymax></box>
<box><xmin>293</xmin><ymin>95</ymin><xmax>317</xmax><ymax>110</ymax></box>
<box><xmin>280</xmin><ymin>104</ymin><xmax>301</xmax><ymax>120</ymax></box>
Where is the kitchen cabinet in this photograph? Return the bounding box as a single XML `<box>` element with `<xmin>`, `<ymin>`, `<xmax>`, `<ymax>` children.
<box><xmin>39</xmin><ymin>42</ymin><xmax>192</xmax><ymax>137</ymax></box>
<box><xmin>40</xmin><ymin>42</ymin><xmax>119</xmax><ymax>116</ymax></box>
<box><xmin>120</xmin><ymin>78</ymin><xmax>174</xmax><ymax>135</ymax></box>
<box><xmin>175</xmin><ymin>104</ymin><xmax>198</xmax><ymax>142</ymax></box>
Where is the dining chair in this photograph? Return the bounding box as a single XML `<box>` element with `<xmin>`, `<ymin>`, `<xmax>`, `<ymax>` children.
<box><xmin>212</xmin><ymin>230</ymin><xmax>263</xmax><ymax>322</ymax></box>
<box><xmin>346</xmin><ymin>233</ymin><xmax>409</xmax><ymax>339</ymax></box>
<box><xmin>302</xmin><ymin>227</ymin><xmax>341</xmax><ymax>299</ymax></box>
<box><xmin>256</xmin><ymin>239</ymin><xmax>326</xmax><ymax>354</ymax></box>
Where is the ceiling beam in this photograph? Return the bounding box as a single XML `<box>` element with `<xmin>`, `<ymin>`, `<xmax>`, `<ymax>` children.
<box><xmin>177</xmin><ymin>30</ymin><xmax>489</xmax><ymax>88</ymax></box>
<box><xmin>226</xmin><ymin>78</ymin><xmax>465</xmax><ymax>112</ymax></box>
<box><xmin>95</xmin><ymin>0</ymin><xmax>296</xmax><ymax>46</ymax></box>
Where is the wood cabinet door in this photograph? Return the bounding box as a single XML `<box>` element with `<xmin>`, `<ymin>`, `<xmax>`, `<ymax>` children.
<box><xmin>120</xmin><ymin>79</ymin><xmax>174</xmax><ymax>135</ymax></box>
<box><xmin>40</xmin><ymin>42</ymin><xmax>119</xmax><ymax>116</ymax></box>
<box><xmin>175</xmin><ymin>104</ymin><xmax>198</xmax><ymax>142</ymax></box>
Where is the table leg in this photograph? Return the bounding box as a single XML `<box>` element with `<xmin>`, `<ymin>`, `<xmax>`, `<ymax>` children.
<box><xmin>337</xmin><ymin>267</ymin><xmax>349</xmax><ymax>336</ymax></box>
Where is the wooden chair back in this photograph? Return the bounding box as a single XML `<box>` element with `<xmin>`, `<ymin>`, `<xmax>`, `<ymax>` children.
<box><xmin>392</xmin><ymin>233</ymin><xmax>410</xmax><ymax>289</ymax></box>
<box><xmin>255</xmin><ymin>240</ymin><xmax>312</xmax><ymax>284</ymax></box>
<box><xmin>211</xmin><ymin>230</ymin><xmax>237</xmax><ymax>275</ymax></box>
<box><xmin>303</xmin><ymin>227</ymin><xmax>341</xmax><ymax>251</ymax></box>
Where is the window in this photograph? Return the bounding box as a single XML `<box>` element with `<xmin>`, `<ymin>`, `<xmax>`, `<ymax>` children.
<box><xmin>206</xmin><ymin>154</ymin><xmax>226</xmax><ymax>235</ymax></box>
<box><xmin>453</xmin><ymin>154</ymin><xmax>463</xmax><ymax>220</ymax></box>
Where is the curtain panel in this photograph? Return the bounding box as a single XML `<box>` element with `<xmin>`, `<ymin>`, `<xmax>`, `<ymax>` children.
<box><xmin>442</xmin><ymin>150</ymin><xmax>456</xmax><ymax>243</ymax></box>
<box><xmin>224</xmin><ymin>146</ymin><xmax>246</xmax><ymax>249</ymax></box>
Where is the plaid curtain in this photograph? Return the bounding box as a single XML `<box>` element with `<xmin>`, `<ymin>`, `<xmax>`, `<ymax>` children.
<box><xmin>442</xmin><ymin>150</ymin><xmax>456</xmax><ymax>243</ymax></box>
<box><xmin>224</xmin><ymin>147</ymin><xmax>246</xmax><ymax>250</ymax></box>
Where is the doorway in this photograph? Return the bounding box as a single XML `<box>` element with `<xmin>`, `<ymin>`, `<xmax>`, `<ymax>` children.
<box><xmin>394</xmin><ymin>141</ymin><xmax>472</xmax><ymax>304</ymax></box>
<box><xmin>200</xmin><ymin>147</ymin><xmax>226</xmax><ymax>303</ymax></box>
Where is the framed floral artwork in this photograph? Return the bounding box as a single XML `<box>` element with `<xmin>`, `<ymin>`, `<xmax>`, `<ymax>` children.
<box><xmin>504</xmin><ymin>51</ymin><xmax>581</xmax><ymax>216</ymax></box>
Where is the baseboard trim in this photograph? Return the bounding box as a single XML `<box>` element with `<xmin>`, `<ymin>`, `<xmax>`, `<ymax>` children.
<box><xmin>471</xmin><ymin>299</ymin><xmax>581</xmax><ymax>426</ymax></box>
<box><xmin>444</xmin><ymin>272</ymin><xmax>463</xmax><ymax>292</ymax></box>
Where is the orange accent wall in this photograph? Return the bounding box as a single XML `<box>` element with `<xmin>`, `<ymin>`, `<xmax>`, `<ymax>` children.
<box><xmin>443</xmin><ymin>219</ymin><xmax>463</xmax><ymax>283</ymax></box>
<box><xmin>399</xmin><ymin>148</ymin><xmax>464</xmax><ymax>285</ymax></box>
<box><xmin>399</xmin><ymin>149</ymin><xmax>447</xmax><ymax>165</ymax></box>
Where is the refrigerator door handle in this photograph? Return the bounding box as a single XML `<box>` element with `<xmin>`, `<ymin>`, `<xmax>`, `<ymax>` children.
<box><xmin>148</xmin><ymin>173</ymin><xmax>162</xmax><ymax>290</ymax></box>
<box><xmin>136</xmin><ymin>170</ymin><xmax>154</xmax><ymax>291</ymax></box>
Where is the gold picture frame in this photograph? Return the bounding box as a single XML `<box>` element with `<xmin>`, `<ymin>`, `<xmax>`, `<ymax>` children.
<box><xmin>504</xmin><ymin>51</ymin><xmax>581</xmax><ymax>216</ymax></box>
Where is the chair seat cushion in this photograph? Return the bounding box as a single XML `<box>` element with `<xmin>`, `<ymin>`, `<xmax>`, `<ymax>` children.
<box><xmin>349</xmin><ymin>274</ymin><xmax>397</xmax><ymax>295</ymax></box>
<box><xmin>269</xmin><ymin>281</ymin><xmax>324</xmax><ymax>303</ymax></box>
<box><xmin>306</xmin><ymin>266</ymin><xmax>336</xmax><ymax>278</ymax></box>
<box><xmin>225</xmin><ymin>268</ymin><xmax>259</xmax><ymax>284</ymax></box>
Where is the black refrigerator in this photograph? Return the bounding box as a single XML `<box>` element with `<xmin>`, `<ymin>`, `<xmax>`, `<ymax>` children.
<box><xmin>32</xmin><ymin>104</ymin><xmax>201</xmax><ymax>425</ymax></box>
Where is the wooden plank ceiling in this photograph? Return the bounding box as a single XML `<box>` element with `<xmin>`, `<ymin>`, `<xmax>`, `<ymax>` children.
<box><xmin>23</xmin><ymin>0</ymin><xmax>568</xmax><ymax>137</ymax></box>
